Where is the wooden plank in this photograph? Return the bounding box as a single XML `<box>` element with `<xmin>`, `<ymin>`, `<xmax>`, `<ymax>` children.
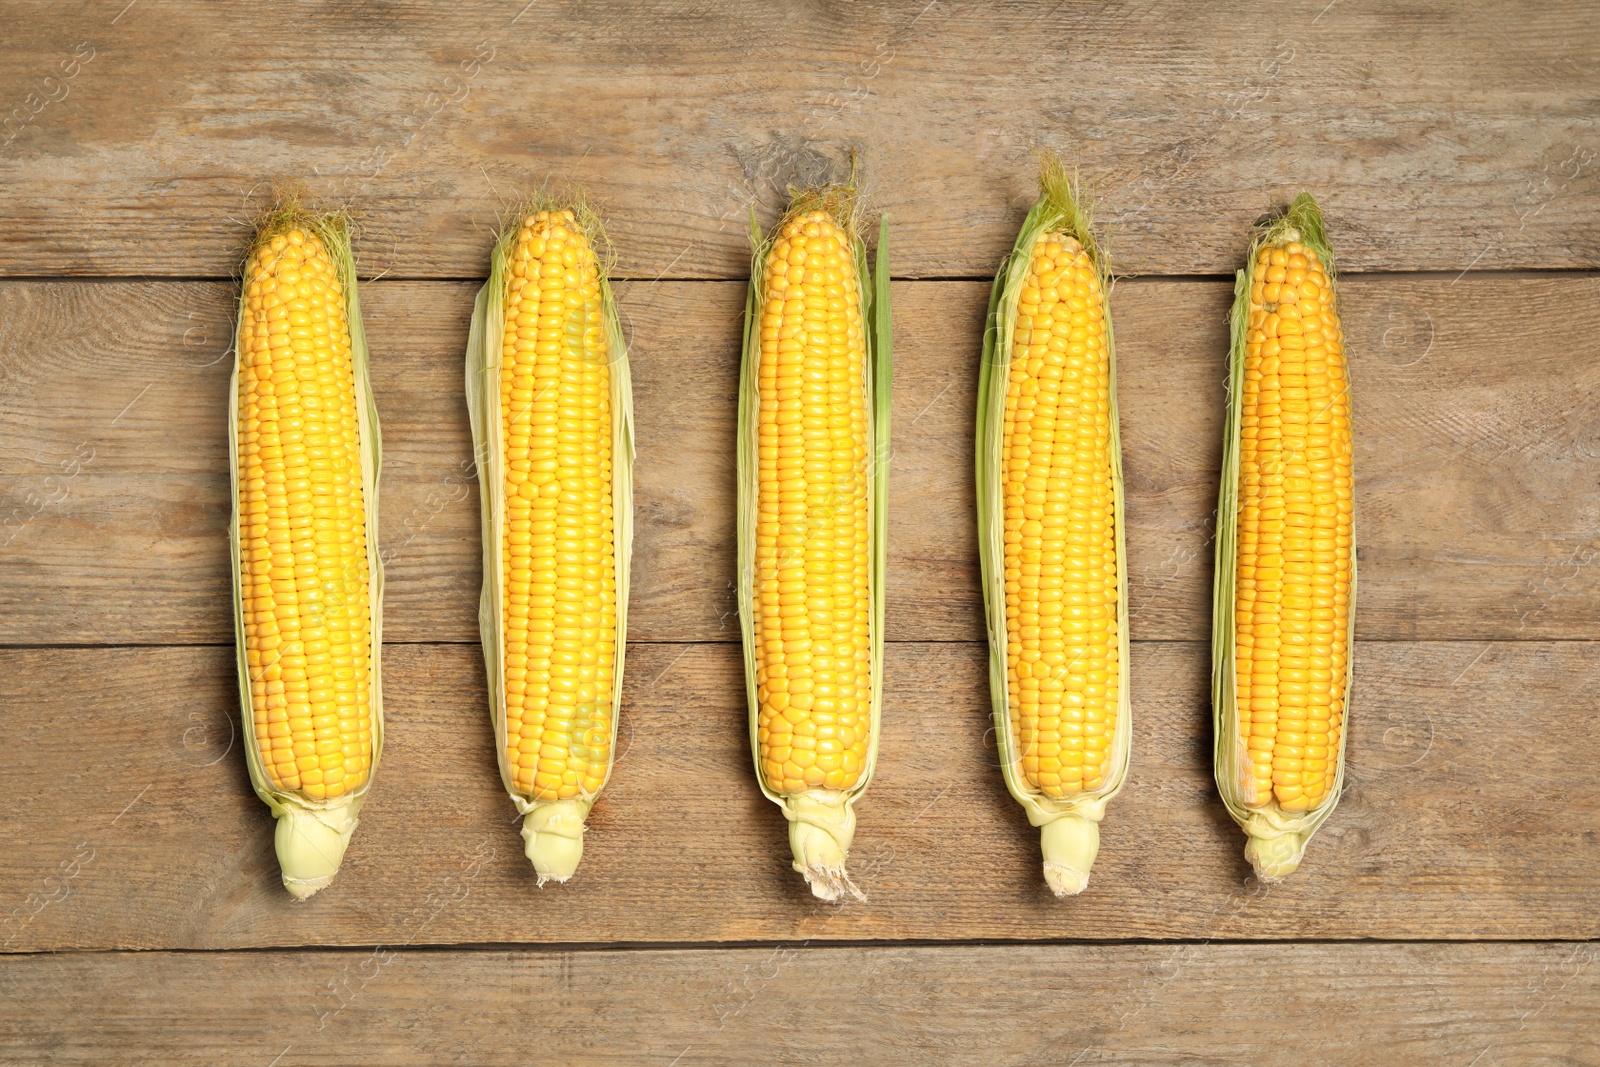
<box><xmin>0</xmin><ymin>1</ymin><xmax>1595</xmax><ymax>278</ymax></box>
<box><xmin>4</xmin><ymin>276</ymin><xmax>1599</xmax><ymax>645</ymax></box>
<box><xmin>0</xmin><ymin>942</ymin><xmax>1594</xmax><ymax>1065</ymax></box>
<box><xmin>1</xmin><ymin>640</ymin><xmax>1595</xmax><ymax>951</ymax></box>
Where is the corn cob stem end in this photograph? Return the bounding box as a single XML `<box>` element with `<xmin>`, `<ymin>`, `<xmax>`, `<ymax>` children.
<box><xmin>517</xmin><ymin>796</ymin><xmax>594</xmax><ymax>887</ymax></box>
<box><xmin>780</xmin><ymin>791</ymin><xmax>864</xmax><ymax>903</ymax></box>
<box><xmin>1038</xmin><ymin>813</ymin><xmax>1099</xmax><ymax>898</ymax></box>
<box><xmin>1243</xmin><ymin>827</ymin><xmax>1308</xmax><ymax>882</ymax></box>
<box><xmin>273</xmin><ymin>797</ymin><xmax>360</xmax><ymax>900</ymax></box>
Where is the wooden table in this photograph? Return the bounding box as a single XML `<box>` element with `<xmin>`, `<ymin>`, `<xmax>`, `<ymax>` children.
<box><xmin>2</xmin><ymin>1</ymin><xmax>1597</xmax><ymax>1061</ymax></box>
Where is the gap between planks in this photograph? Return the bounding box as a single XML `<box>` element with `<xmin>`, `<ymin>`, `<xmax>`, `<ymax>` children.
<box><xmin>3</xmin><ymin>934</ymin><xmax>1596</xmax><ymax>960</ymax></box>
<box><xmin>3</xmin><ymin>268</ymin><xmax>1596</xmax><ymax>285</ymax></box>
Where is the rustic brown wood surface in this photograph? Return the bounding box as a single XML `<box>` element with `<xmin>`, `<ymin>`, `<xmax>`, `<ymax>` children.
<box><xmin>0</xmin><ymin>1</ymin><xmax>1596</xmax><ymax>279</ymax></box>
<box><xmin>4</xmin><ymin>276</ymin><xmax>1598</xmax><ymax>646</ymax></box>
<box><xmin>2</xmin><ymin>0</ymin><xmax>1597</xmax><ymax>1059</ymax></box>
<box><xmin>2</xmin><ymin>943</ymin><xmax>1594</xmax><ymax>1066</ymax></box>
<box><xmin>1</xmin><ymin>641</ymin><xmax>1595</xmax><ymax>950</ymax></box>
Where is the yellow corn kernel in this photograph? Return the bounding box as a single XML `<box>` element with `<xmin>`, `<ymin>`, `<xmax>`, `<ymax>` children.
<box><xmin>238</xmin><ymin>225</ymin><xmax>373</xmax><ymax>804</ymax></box>
<box><xmin>752</xmin><ymin>209</ymin><xmax>873</xmax><ymax>797</ymax></box>
<box><xmin>499</xmin><ymin>209</ymin><xmax>615</xmax><ymax>803</ymax></box>
<box><xmin>1234</xmin><ymin>239</ymin><xmax>1352</xmax><ymax>812</ymax></box>
<box><xmin>1000</xmin><ymin>232</ymin><xmax>1119</xmax><ymax>799</ymax></box>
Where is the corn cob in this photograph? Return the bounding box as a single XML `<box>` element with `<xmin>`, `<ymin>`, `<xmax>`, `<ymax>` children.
<box><xmin>229</xmin><ymin>208</ymin><xmax>384</xmax><ymax>899</ymax></box>
<box><xmin>738</xmin><ymin>186</ymin><xmax>890</xmax><ymax>902</ymax></box>
<box><xmin>1213</xmin><ymin>193</ymin><xmax>1355</xmax><ymax>880</ymax></box>
<box><xmin>976</xmin><ymin>158</ymin><xmax>1130</xmax><ymax>896</ymax></box>
<box><xmin>466</xmin><ymin>200</ymin><xmax>633</xmax><ymax>885</ymax></box>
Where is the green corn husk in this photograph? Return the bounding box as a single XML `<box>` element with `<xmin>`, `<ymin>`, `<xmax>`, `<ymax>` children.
<box><xmin>464</xmin><ymin>196</ymin><xmax>634</xmax><ymax>885</ymax></box>
<box><xmin>1212</xmin><ymin>192</ymin><xmax>1356</xmax><ymax>881</ymax></box>
<box><xmin>229</xmin><ymin>208</ymin><xmax>385</xmax><ymax>900</ymax></box>
<box><xmin>975</xmin><ymin>158</ymin><xmax>1131</xmax><ymax>897</ymax></box>
<box><xmin>737</xmin><ymin>188</ymin><xmax>891</xmax><ymax>902</ymax></box>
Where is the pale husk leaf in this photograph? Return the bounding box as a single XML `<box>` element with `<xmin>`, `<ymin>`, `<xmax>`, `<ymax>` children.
<box><xmin>975</xmin><ymin>156</ymin><xmax>1131</xmax><ymax>896</ymax></box>
<box><xmin>1211</xmin><ymin>192</ymin><xmax>1357</xmax><ymax>880</ymax></box>
<box><xmin>229</xmin><ymin>209</ymin><xmax>385</xmax><ymax>899</ymax></box>
<box><xmin>737</xmin><ymin>188</ymin><xmax>890</xmax><ymax>902</ymax></box>
<box><xmin>464</xmin><ymin>196</ymin><xmax>634</xmax><ymax>885</ymax></box>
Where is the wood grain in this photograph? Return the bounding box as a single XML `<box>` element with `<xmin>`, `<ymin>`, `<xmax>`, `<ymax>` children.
<box><xmin>0</xmin><ymin>1</ymin><xmax>1595</xmax><ymax>278</ymax></box>
<box><xmin>1</xmin><ymin>640</ymin><xmax>1595</xmax><ymax>951</ymax></box>
<box><xmin>3</xmin><ymin>276</ymin><xmax>1598</xmax><ymax>646</ymax></box>
<box><xmin>1</xmin><ymin>942</ymin><xmax>1593</xmax><ymax>1065</ymax></box>
<box><xmin>1</xmin><ymin>0</ymin><xmax>1594</xmax><ymax>1047</ymax></box>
